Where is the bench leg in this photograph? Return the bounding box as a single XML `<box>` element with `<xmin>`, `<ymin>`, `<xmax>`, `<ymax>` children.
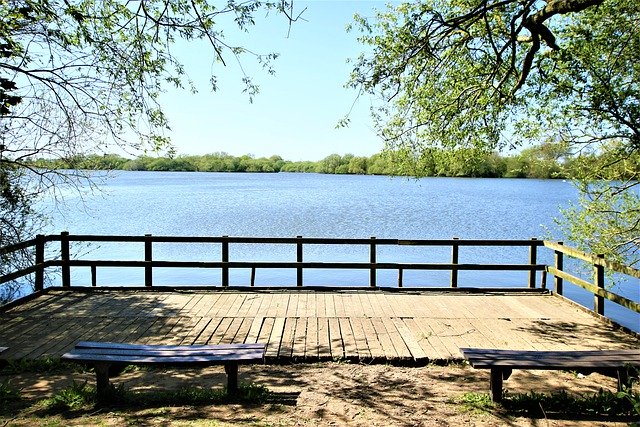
<box><xmin>617</xmin><ymin>368</ymin><xmax>630</xmax><ymax>391</ymax></box>
<box><xmin>94</xmin><ymin>363</ymin><xmax>111</xmax><ymax>404</ymax></box>
<box><xmin>490</xmin><ymin>368</ymin><xmax>503</xmax><ymax>403</ymax></box>
<box><xmin>225</xmin><ymin>362</ymin><xmax>239</xmax><ymax>394</ymax></box>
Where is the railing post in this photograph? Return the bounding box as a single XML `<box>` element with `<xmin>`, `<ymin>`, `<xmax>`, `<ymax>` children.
<box><xmin>296</xmin><ymin>236</ymin><xmax>303</xmax><ymax>287</ymax></box>
<box><xmin>528</xmin><ymin>238</ymin><xmax>537</xmax><ymax>289</ymax></box>
<box><xmin>91</xmin><ymin>265</ymin><xmax>97</xmax><ymax>287</ymax></box>
<box><xmin>250</xmin><ymin>268</ymin><xmax>256</xmax><ymax>287</ymax></box>
<box><xmin>370</xmin><ymin>236</ymin><xmax>377</xmax><ymax>288</ymax></box>
<box><xmin>554</xmin><ymin>241</ymin><xmax>564</xmax><ymax>295</ymax></box>
<box><xmin>222</xmin><ymin>235</ymin><xmax>229</xmax><ymax>287</ymax></box>
<box><xmin>398</xmin><ymin>268</ymin><xmax>403</xmax><ymax>288</ymax></box>
<box><xmin>451</xmin><ymin>237</ymin><xmax>459</xmax><ymax>288</ymax></box>
<box><xmin>35</xmin><ymin>234</ymin><xmax>45</xmax><ymax>292</ymax></box>
<box><xmin>61</xmin><ymin>231</ymin><xmax>70</xmax><ymax>288</ymax></box>
<box><xmin>594</xmin><ymin>254</ymin><xmax>605</xmax><ymax>315</ymax></box>
<box><xmin>144</xmin><ymin>234</ymin><xmax>152</xmax><ymax>287</ymax></box>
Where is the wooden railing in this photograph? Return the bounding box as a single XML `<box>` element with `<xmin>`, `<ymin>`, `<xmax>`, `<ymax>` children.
<box><xmin>544</xmin><ymin>241</ymin><xmax>640</xmax><ymax>316</ymax></box>
<box><xmin>1</xmin><ymin>233</ymin><xmax>638</xmax><ymax>320</ymax></box>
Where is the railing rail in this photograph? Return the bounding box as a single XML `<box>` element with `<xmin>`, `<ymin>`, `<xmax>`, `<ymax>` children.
<box><xmin>543</xmin><ymin>241</ymin><xmax>640</xmax><ymax>315</ymax></box>
<box><xmin>1</xmin><ymin>233</ymin><xmax>638</xmax><ymax>321</ymax></box>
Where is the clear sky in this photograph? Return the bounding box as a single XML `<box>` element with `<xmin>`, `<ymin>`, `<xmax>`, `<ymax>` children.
<box><xmin>158</xmin><ymin>1</ymin><xmax>390</xmax><ymax>161</ymax></box>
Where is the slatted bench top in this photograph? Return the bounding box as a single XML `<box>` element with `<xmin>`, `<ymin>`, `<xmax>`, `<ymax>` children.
<box><xmin>62</xmin><ymin>341</ymin><xmax>266</xmax><ymax>365</ymax></box>
<box><xmin>460</xmin><ymin>348</ymin><xmax>640</xmax><ymax>369</ymax></box>
<box><xmin>461</xmin><ymin>347</ymin><xmax>640</xmax><ymax>402</ymax></box>
<box><xmin>62</xmin><ymin>341</ymin><xmax>267</xmax><ymax>402</ymax></box>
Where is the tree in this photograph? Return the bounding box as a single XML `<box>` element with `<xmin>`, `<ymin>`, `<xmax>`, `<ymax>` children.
<box><xmin>316</xmin><ymin>154</ymin><xmax>343</xmax><ymax>174</ymax></box>
<box><xmin>514</xmin><ymin>142</ymin><xmax>569</xmax><ymax>179</ymax></box>
<box><xmin>0</xmin><ymin>162</ymin><xmax>43</xmax><ymax>303</ymax></box>
<box><xmin>347</xmin><ymin>156</ymin><xmax>368</xmax><ymax>174</ymax></box>
<box><xmin>349</xmin><ymin>0</ymin><xmax>639</xmax><ymax>264</ymax></box>
<box><xmin>1</xmin><ymin>0</ymin><xmax>300</xmax><ymax>295</ymax></box>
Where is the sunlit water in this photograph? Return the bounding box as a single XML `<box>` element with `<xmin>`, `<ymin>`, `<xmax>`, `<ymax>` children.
<box><xmin>39</xmin><ymin>171</ymin><xmax>639</xmax><ymax>331</ymax></box>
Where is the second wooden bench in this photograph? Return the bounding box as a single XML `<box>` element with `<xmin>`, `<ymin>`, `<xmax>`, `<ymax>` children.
<box><xmin>461</xmin><ymin>347</ymin><xmax>640</xmax><ymax>402</ymax></box>
<box><xmin>62</xmin><ymin>341</ymin><xmax>266</xmax><ymax>402</ymax></box>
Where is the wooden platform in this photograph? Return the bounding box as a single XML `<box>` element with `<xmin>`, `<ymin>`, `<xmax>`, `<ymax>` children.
<box><xmin>0</xmin><ymin>288</ymin><xmax>637</xmax><ymax>363</ymax></box>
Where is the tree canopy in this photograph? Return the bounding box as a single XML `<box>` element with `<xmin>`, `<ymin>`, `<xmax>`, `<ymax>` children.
<box><xmin>1</xmin><ymin>0</ymin><xmax>295</xmax><ymax>155</ymax></box>
<box><xmin>349</xmin><ymin>0</ymin><xmax>639</xmax><ymax>264</ymax></box>
<box><xmin>0</xmin><ymin>0</ymin><xmax>298</xmax><ymax>300</ymax></box>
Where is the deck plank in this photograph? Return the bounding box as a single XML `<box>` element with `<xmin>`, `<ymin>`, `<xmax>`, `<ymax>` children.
<box><xmin>235</xmin><ymin>317</ymin><xmax>254</xmax><ymax>343</ymax></box>
<box><xmin>316</xmin><ymin>293</ymin><xmax>327</xmax><ymax>317</ymax></box>
<box><xmin>292</xmin><ymin>317</ymin><xmax>307</xmax><ymax>359</ymax></box>
<box><xmin>191</xmin><ymin>293</ymin><xmax>221</xmax><ymax>317</ymax></box>
<box><xmin>413</xmin><ymin>318</ymin><xmax>453</xmax><ymax>360</ymax></box>
<box><xmin>179</xmin><ymin>316</ymin><xmax>210</xmax><ymax>345</ymax></box>
<box><xmin>360</xmin><ymin>317</ymin><xmax>385</xmax><ymax>359</ymax></box>
<box><xmin>35</xmin><ymin>317</ymin><xmax>104</xmax><ymax>358</ymax></box>
<box><xmin>392</xmin><ymin>318</ymin><xmax>428</xmax><ymax>361</ymax></box>
<box><xmin>325</xmin><ymin>294</ymin><xmax>336</xmax><ymax>318</ymax></box>
<box><xmin>164</xmin><ymin>316</ymin><xmax>197</xmax><ymax>345</ymax></box>
<box><xmin>349</xmin><ymin>317</ymin><xmax>372</xmax><ymax>360</ymax></box>
<box><xmin>278</xmin><ymin>317</ymin><xmax>296</xmax><ymax>358</ymax></box>
<box><xmin>384</xmin><ymin>318</ymin><xmax>413</xmax><ymax>359</ymax></box>
<box><xmin>202</xmin><ymin>293</ymin><xmax>235</xmax><ymax>318</ymax></box>
<box><xmin>219</xmin><ymin>317</ymin><xmax>245</xmax><ymax>344</ymax></box>
<box><xmin>143</xmin><ymin>317</ymin><xmax>183</xmax><ymax>345</ymax></box>
<box><xmin>371</xmin><ymin>317</ymin><xmax>398</xmax><ymax>360</ymax></box>
<box><xmin>257</xmin><ymin>317</ymin><xmax>275</xmax><ymax>349</ymax></box>
<box><xmin>208</xmin><ymin>317</ymin><xmax>233</xmax><ymax>345</ymax></box>
<box><xmin>317</xmin><ymin>318</ymin><xmax>331</xmax><ymax>359</ymax></box>
<box><xmin>266</xmin><ymin>317</ymin><xmax>285</xmax><ymax>358</ymax></box>
<box><xmin>245</xmin><ymin>317</ymin><xmax>265</xmax><ymax>344</ymax></box>
<box><xmin>23</xmin><ymin>315</ymin><xmax>98</xmax><ymax>359</ymax></box>
<box><xmin>274</xmin><ymin>294</ymin><xmax>290</xmax><ymax>318</ymax></box>
<box><xmin>305</xmin><ymin>316</ymin><xmax>319</xmax><ymax>360</ymax></box>
<box><xmin>403</xmin><ymin>317</ymin><xmax>439</xmax><ymax>358</ymax></box>
<box><xmin>192</xmin><ymin>318</ymin><xmax>220</xmax><ymax>345</ymax></box>
<box><xmin>339</xmin><ymin>317</ymin><xmax>358</xmax><ymax>359</ymax></box>
<box><xmin>328</xmin><ymin>317</ymin><xmax>343</xmax><ymax>359</ymax></box>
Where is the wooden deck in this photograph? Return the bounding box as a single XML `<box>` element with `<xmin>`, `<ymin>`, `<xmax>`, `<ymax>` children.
<box><xmin>0</xmin><ymin>288</ymin><xmax>637</xmax><ymax>363</ymax></box>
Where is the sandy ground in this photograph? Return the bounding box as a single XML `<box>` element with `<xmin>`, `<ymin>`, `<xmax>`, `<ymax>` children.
<box><xmin>1</xmin><ymin>362</ymin><xmax>638</xmax><ymax>426</ymax></box>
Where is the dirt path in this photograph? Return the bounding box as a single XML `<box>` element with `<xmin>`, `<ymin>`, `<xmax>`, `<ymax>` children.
<box><xmin>2</xmin><ymin>362</ymin><xmax>637</xmax><ymax>426</ymax></box>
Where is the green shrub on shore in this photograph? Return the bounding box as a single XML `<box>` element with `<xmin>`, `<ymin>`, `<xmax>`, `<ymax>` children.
<box><xmin>25</xmin><ymin>143</ymin><xmax>640</xmax><ymax>180</ymax></box>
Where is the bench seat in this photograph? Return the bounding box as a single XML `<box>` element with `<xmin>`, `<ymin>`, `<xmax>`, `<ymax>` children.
<box><xmin>461</xmin><ymin>348</ymin><xmax>640</xmax><ymax>402</ymax></box>
<box><xmin>62</xmin><ymin>341</ymin><xmax>266</xmax><ymax>402</ymax></box>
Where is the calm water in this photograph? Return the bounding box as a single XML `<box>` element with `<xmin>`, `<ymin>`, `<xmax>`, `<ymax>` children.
<box><xmin>42</xmin><ymin>171</ymin><xmax>639</xmax><ymax>330</ymax></box>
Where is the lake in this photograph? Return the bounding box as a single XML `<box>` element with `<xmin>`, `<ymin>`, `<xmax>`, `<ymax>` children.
<box><xmin>42</xmin><ymin>171</ymin><xmax>639</xmax><ymax>330</ymax></box>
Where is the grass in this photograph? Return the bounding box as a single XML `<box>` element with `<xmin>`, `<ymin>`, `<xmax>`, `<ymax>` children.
<box><xmin>0</xmin><ymin>379</ymin><xmax>21</xmax><ymax>402</ymax></box>
<box><xmin>41</xmin><ymin>380</ymin><xmax>95</xmax><ymax>410</ymax></box>
<box><xmin>39</xmin><ymin>381</ymin><xmax>273</xmax><ymax>412</ymax></box>
<box><xmin>457</xmin><ymin>388</ymin><xmax>640</xmax><ymax>420</ymax></box>
<box><xmin>1</xmin><ymin>357</ymin><xmax>80</xmax><ymax>375</ymax></box>
<box><xmin>1</xmin><ymin>377</ymin><xmax>276</xmax><ymax>427</ymax></box>
<box><xmin>457</xmin><ymin>391</ymin><xmax>495</xmax><ymax>414</ymax></box>
<box><xmin>503</xmin><ymin>388</ymin><xmax>640</xmax><ymax>418</ymax></box>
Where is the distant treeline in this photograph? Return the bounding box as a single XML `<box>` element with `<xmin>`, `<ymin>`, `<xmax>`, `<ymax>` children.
<box><xmin>28</xmin><ymin>143</ymin><xmax>639</xmax><ymax>180</ymax></box>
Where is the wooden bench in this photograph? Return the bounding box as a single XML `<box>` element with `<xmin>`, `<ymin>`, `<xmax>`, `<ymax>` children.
<box><xmin>461</xmin><ymin>348</ymin><xmax>640</xmax><ymax>402</ymax></box>
<box><xmin>62</xmin><ymin>341</ymin><xmax>266</xmax><ymax>402</ymax></box>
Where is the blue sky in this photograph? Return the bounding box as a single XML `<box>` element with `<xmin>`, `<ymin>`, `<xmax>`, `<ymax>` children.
<box><xmin>159</xmin><ymin>1</ymin><xmax>391</xmax><ymax>161</ymax></box>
